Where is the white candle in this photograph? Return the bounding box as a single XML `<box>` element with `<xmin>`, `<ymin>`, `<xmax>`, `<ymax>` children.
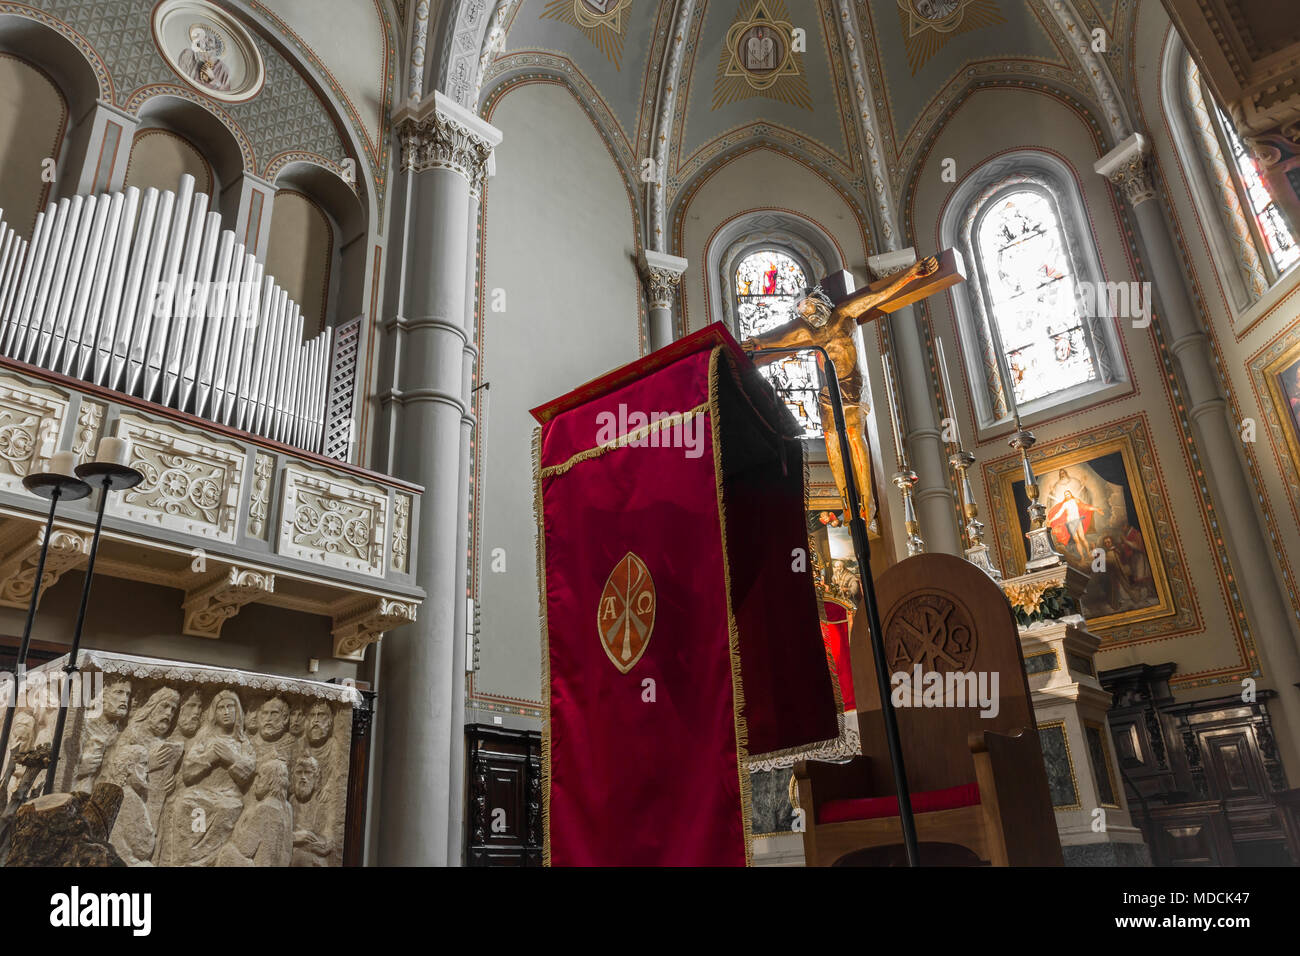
<box><xmin>95</xmin><ymin>436</ymin><xmax>131</xmax><ymax>466</ymax></box>
<box><xmin>934</xmin><ymin>337</ymin><xmax>962</xmax><ymax>449</ymax></box>
<box><xmin>881</xmin><ymin>352</ymin><xmax>906</xmax><ymax>468</ymax></box>
<box><xmin>47</xmin><ymin>450</ymin><xmax>77</xmax><ymax>477</ymax></box>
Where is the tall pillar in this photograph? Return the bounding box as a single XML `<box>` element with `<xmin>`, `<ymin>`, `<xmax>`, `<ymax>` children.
<box><xmin>1095</xmin><ymin>133</ymin><xmax>1300</xmax><ymax>773</ymax></box>
<box><xmin>868</xmin><ymin>248</ymin><xmax>963</xmax><ymax>555</ymax></box>
<box><xmin>640</xmin><ymin>250</ymin><xmax>687</xmax><ymax>351</ymax></box>
<box><xmin>378</xmin><ymin>92</ymin><xmax>500</xmax><ymax>866</ymax></box>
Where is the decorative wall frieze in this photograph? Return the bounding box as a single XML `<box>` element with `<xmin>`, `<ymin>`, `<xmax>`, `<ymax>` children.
<box><xmin>392</xmin><ymin>493</ymin><xmax>411</xmax><ymax>574</ymax></box>
<box><xmin>0</xmin><ymin>374</ymin><xmax>69</xmax><ymax>490</ymax></box>
<box><xmin>110</xmin><ymin>415</ymin><xmax>246</xmax><ymax>543</ymax></box>
<box><xmin>278</xmin><ymin>465</ymin><xmax>389</xmax><ymax>578</ymax></box>
<box><xmin>182</xmin><ymin>566</ymin><xmax>276</xmax><ymax>639</ymax></box>
<box><xmin>1094</xmin><ymin>132</ymin><xmax>1155</xmax><ymax>206</ymax></box>
<box><xmin>247</xmin><ymin>453</ymin><xmax>275</xmax><ymax>540</ymax></box>
<box><xmin>71</xmin><ymin>400</ymin><xmax>106</xmax><ymax>461</ymax></box>
<box><xmin>0</xmin><ymin>528</ymin><xmax>92</xmax><ymax>609</ymax></box>
<box><xmin>394</xmin><ymin>92</ymin><xmax>501</xmax><ymax>192</ymax></box>
<box><xmin>331</xmin><ymin>597</ymin><xmax>419</xmax><ymax>660</ymax></box>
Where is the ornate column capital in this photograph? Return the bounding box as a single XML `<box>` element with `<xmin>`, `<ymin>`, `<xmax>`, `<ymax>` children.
<box><xmin>394</xmin><ymin>91</ymin><xmax>502</xmax><ymax>193</ymax></box>
<box><xmin>867</xmin><ymin>246</ymin><xmax>917</xmax><ymax>280</ymax></box>
<box><xmin>1094</xmin><ymin>132</ymin><xmax>1155</xmax><ymax>206</ymax></box>
<box><xmin>639</xmin><ymin>250</ymin><xmax>688</xmax><ymax>309</ymax></box>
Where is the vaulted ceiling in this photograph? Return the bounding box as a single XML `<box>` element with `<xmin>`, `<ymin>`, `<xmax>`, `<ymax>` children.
<box><xmin>479</xmin><ymin>0</ymin><xmax>1139</xmax><ymax>253</ymax></box>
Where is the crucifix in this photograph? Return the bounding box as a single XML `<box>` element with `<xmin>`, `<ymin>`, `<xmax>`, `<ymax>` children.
<box><xmin>741</xmin><ymin>249</ymin><xmax>965</xmax><ymax>536</ymax></box>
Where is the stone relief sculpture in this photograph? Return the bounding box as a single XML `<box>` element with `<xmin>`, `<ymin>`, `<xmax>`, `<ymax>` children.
<box><xmin>2</xmin><ymin>651</ymin><xmax>357</xmax><ymax>867</ymax></box>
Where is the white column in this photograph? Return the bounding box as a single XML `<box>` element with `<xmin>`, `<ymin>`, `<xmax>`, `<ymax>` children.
<box><xmin>640</xmin><ymin>250</ymin><xmax>687</xmax><ymax>351</ymax></box>
<box><xmin>1095</xmin><ymin>133</ymin><xmax>1300</xmax><ymax>773</ymax></box>
<box><xmin>377</xmin><ymin>92</ymin><xmax>500</xmax><ymax>866</ymax></box>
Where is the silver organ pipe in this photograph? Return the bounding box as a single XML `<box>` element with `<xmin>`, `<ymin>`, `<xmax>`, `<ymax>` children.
<box><xmin>0</xmin><ymin>175</ymin><xmax>342</xmax><ymax>458</ymax></box>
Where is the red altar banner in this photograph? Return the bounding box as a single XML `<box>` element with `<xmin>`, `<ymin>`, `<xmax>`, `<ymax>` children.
<box><xmin>532</xmin><ymin>323</ymin><xmax>840</xmax><ymax>866</ymax></box>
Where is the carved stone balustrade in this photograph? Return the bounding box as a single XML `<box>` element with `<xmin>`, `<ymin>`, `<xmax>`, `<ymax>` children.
<box><xmin>0</xmin><ymin>356</ymin><xmax>423</xmax><ymax>659</ymax></box>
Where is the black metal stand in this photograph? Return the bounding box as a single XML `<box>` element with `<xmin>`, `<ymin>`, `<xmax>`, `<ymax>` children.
<box><xmin>749</xmin><ymin>345</ymin><xmax>921</xmax><ymax>867</ymax></box>
<box><xmin>42</xmin><ymin>461</ymin><xmax>141</xmax><ymax>796</ymax></box>
<box><xmin>0</xmin><ymin>471</ymin><xmax>89</xmax><ymax>778</ymax></box>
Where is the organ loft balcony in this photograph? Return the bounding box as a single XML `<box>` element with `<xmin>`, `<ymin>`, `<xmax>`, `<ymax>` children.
<box><xmin>0</xmin><ymin>176</ymin><xmax>422</xmax><ymax>661</ymax></box>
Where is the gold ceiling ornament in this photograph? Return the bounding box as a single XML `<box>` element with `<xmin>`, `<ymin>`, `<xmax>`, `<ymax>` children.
<box><xmin>540</xmin><ymin>0</ymin><xmax>634</xmax><ymax>71</ymax></box>
<box><xmin>712</xmin><ymin>0</ymin><xmax>812</xmax><ymax>112</ymax></box>
<box><xmin>897</xmin><ymin>0</ymin><xmax>1007</xmax><ymax>75</ymax></box>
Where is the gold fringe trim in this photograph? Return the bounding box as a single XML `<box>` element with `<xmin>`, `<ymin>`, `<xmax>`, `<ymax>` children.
<box><xmin>709</xmin><ymin>346</ymin><xmax>754</xmax><ymax>866</ymax></box>
<box><xmin>533</xmin><ymin>426</ymin><xmax>554</xmax><ymax>866</ymax></box>
<box><xmin>538</xmin><ymin>402</ymin><xmax>710</xmax><ymax>479</ymax></box>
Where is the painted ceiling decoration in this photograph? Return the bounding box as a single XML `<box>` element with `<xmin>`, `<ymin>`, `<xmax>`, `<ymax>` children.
<box><xmin>540</xmin><ymin>0</ymin><xmax>634</xmax><ymax>70</ymax></box>
<box><xmin>712</xmin><ymin>0</ymin><xmax>810</xmax><ymax>111</ymax></box>
<box><xmin>897</xmin><ymin>0</ymin><xmax>1007</xmax><ymax>75</ymax></box>
<box><xmin>478</xmin><ymin>0</ymin><xmax>1140</xmax><ymax>251</ymax></box>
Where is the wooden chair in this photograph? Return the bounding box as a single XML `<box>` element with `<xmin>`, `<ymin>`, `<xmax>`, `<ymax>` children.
<box><xmin>795</xmin><ymin>553</ymin><xmax>1063</xmax><ymax>866</ymax></box>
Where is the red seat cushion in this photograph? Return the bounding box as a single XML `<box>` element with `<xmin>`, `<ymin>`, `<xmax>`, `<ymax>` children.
<box><xmin>817</xmin><ymin>782</ymin><xmax>981</xmax><ymax>824</ymax></box>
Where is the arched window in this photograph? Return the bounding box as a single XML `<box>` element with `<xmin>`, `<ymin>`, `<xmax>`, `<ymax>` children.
<box><xmin>1166</xmin><ymin>39</ymin><xmax>1298</xmax><ymax>307</ymax></box>
<box><xmin>973</xmin><ymin>189</ymin><xmax>1097</xmax><ymax>406</ymax></box>
<box><xmin>942</xmin><ymin>155</ymin><xmax>1126</xmax><ymax>428</ymax></box>
<box><xmin>733</xmin><ymin>249</ymin><xmax>822</xmax><ymax>437</ymax></box>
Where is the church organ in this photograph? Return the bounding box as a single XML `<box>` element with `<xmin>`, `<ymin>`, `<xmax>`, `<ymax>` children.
<box><xmin>0</xmin><ymin>174</ymin><xmax>350</xmax><ymax>459</ymax></box>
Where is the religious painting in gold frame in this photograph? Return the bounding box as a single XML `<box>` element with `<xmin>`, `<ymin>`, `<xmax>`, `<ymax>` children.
<box><xmin>1261</xmin><ymin>336</ymin><xmax>1300</xmax><ymax>490</ymax></box>
<box><xmin>986</xmin><ymin>417</ymin><xmax>1196</xmax><ymax>643</ymax></box>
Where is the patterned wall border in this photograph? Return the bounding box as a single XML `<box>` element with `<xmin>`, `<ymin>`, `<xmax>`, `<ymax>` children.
<box><xmin>1248</xmin><ymin>318</ymin><xmax>1300</xmax><ymax>538</ymax></box>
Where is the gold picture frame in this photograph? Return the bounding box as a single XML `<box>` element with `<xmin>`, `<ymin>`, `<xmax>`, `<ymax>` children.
<box><xmin>986</xmin><ymin>418</ymin><xmax>1195</xmax><ymax>641</ymax></box>
<box><xmin>1261</xmin><ymin>336</ymin><xmax>1300</xmax><ymax>488</ymax></box>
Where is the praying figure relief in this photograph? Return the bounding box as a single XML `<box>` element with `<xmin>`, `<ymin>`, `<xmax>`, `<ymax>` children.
<box><xmin>72</xmin><ymin>677</ymin><xmax>132</xmax><ymax>794</ymax></box>
<box><xmin>168</xmin><ymin>689</ymin><xmax>256</xmax><ymax>865</ymax></box>
<box><xmin>215</xmin><ymin>759</ymin><xmax>292</xmax><ymax>866</ymax></box>
<box><xmin>290</xmin><ymin>755</ymin><xmax>332</xmax><ymax>866</ymax></box>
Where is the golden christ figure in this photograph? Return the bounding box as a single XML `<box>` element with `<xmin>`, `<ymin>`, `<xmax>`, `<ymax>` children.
<box><xmin>742</xmin><ymin>256</ymin><xmax>940</xmax><ymax>529</ymax></box>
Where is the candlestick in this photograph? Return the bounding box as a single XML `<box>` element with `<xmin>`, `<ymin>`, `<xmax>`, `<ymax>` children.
<box><xmin>880</xmin><ymin>351</ymin><xmax>907</xmax><ymax>469</ymax></box>
<box><xmin>934</xmin><ymin>337</ymin><xmax>962</xmax><ymax>448</ymax></box>
<box><xmin>891</xmin><ymin>468</ymin><xmax>925</xmax><ymax>557</ymax></box>
<box><xmin>94</xmin><ymin>436</ymin><xmax>131</xmax><ymax>466</ymax></box>
<box><xmin>1008</xmin><ymin>426</ymin><xmax>1066</xmax><ymax>570</ymax></box>
<box><xmin>948</xmin><ymin>450</ymin><xmax>1000</xmax><ymax>581</ymax></box>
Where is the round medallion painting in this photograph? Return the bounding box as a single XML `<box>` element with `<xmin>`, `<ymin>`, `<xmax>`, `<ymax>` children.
<box><xmin>153</xmin><ymin>0</ymin><xmax>265</xmax><ymax>103</ymax></box>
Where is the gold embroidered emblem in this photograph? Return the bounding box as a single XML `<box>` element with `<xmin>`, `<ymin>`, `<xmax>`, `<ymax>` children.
<box><xmin>598</xmin><ymin>552</ymin><xmax>656</xmax><ymax>673</ymax></box>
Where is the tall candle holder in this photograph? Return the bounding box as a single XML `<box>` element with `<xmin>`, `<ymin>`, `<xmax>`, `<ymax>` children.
<box><xmin>1008</xmin><ymin>422</ymin><xmax>1067</xmax><ymax>571</ymax></box>
<box><xmin>0</xmin><ymin>452</ymin><xmax>89</xmax><ymax>779</ymax></box>
<box><xmin>41</xmin><ymin>436</ymin><xmax>143</xmax><ymax>796</ymax></box>
<box><xmin>880</xmin><ymin>351</ymin><xmax>924</xmax><ymax>556</ymax></box>
<box><xmin>934</xmin><ymin>337</ymin><xmax>1001</xmax><ymax>581</ymax></box>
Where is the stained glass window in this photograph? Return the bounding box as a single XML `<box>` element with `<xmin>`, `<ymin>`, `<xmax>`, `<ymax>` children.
<box><xmin>975</xmin><ymin>190</ymin><xmax>1098</xmax><ymax>406</ymax></box>
<box><xmin>734</xmin><ymin>250</ymin><xmax>823</xmax><ymax>437</ymax></box>
<box><xmin>1212</xmin><ymin>101</ymin><xmax>1300</xmax><ymax>274</ymax></box>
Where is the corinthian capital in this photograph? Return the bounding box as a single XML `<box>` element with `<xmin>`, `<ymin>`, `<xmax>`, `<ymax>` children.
<box><xmin>1094</xmin><ymin>132</ymin><xmax>1155</xmax><ymax>206</ymax></box>
<box><xmin>640</xmin><ymin>250</ymin><xmax>688</xmax><ymax>309</ymax></box>
<box><xmin>394</xmin><ymin>91</ymin><xmax>502</xmax><ymax>192</ymax></box>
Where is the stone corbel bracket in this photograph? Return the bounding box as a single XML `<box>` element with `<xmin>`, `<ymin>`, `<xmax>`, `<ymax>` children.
<box><xmin>0</xmin><ymin>528</ymin><xmax>93</xmax><ymax>609</ymax></box>
<box><xmin>182</xmin><ymin>567</ymin><xmax>276</xmax><ymax>639</ymax></box>
<box><xmin>332</xmin><ymin>598</ymin><xmax>419</xmax><ymax>661</ymax></box>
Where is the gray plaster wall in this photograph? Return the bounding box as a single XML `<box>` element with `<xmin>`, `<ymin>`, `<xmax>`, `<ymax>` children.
<box><xmin>472</xmin><ymin>82</ymin><xmax>641</xmax><ymax>717</ymax></box>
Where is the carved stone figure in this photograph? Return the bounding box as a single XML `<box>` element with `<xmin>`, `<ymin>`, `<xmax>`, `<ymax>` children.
<box><xmin>102</xmin><ymin>687</ymin><xmax>180</xmax><ymax>865</ymax></box>
<box><xmin>151</xmin><ymin>689</ymin><xmax>202</xmax><ymax>865</ymax></box>
<box><xmin>290</xmin><ymin>755</ymin><xmax>332</xmax><ymax>866</ymax></box>
<box><xmin>168</xmin><ymin>689</ymin><xmax>256</xmax><ymax>865</ymax></box>
<box><xmin>215</xmin><ymin>759</ymin><xmax>292</xmax><ymax>866</ymax></box>
<box><xmin>72</xmin><ymin>677</ymin><xmax>132</xmax><ymax>794</ymax></box>
<box><xmin>253</xmin><ymin>696</ymin><xmax>294</xmax><ymax>767</ymax></box>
